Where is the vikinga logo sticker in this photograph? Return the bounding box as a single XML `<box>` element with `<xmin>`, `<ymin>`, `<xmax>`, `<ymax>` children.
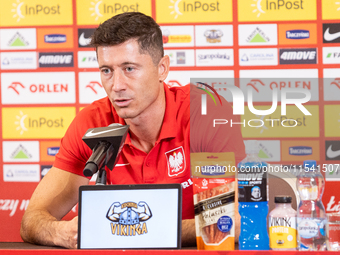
<box><xmin>165</xmin><ymin>146</ymin><xmax>186</xmax><ymax>177</ymax></box>
<box><xmin>106</xmin><ymin>201</ymin><xmax>152</xmax><ymax>236</ymax></box>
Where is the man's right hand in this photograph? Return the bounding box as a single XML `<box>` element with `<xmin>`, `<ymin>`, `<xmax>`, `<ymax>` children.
<box><xmin>20</xmin><ymin>167</ymin><xmax>89</xmax><ymax>248</ymax></box>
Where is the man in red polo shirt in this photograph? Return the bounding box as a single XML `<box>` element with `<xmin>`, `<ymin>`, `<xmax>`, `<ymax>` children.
<box><xmin>20</xmin><ymin>12</ymin><xmax>245</xmax><ymax>249</ymax></box>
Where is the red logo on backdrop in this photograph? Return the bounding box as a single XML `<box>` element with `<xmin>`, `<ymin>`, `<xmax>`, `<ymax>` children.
<box><xmin>8</xmin><ymin>82</ymin><xmax>25</xmax><ymax>95</ymax></box>
<box><xmin>247</xmin><ymin>79</ymin><xmax>312</xmax><ymax>91</ymax></box>
<box><xmin>165</xmin><ymin>146</ymin><xmax>186</xmax><ymax>177</ymax></box>
<box><xmin>86</xmin><ymin>81</ymin><xmax>103</xmax><ymax>94</ymax></box>
<box><xmin>330</xmin><ymin>78</ymin><xmax>340</xmax><ymax>89</ymax></box>
<box><xmin>247</xmin><ymin>79</ymin><xmax>265</xmax><ymax>92</ymax></box>
<box><xmin>167</xmin><ymin>80</ymin><xmax>183</xmax><ymax>87</ymax></box>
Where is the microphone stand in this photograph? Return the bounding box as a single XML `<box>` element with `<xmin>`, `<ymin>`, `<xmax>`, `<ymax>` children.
<box><xmin>96</xmin><ymin>166</ymin><xmax>107</xmax><ymax>185</ymax></box>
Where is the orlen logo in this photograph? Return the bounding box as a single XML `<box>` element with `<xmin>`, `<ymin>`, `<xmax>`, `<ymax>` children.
<box><xmin>86</xmin><ymin>81</ymin><xmax>103</xmax><ymax>94</ymax></box>
<box><xmin>286</xmin><ymin>29</ymin><xmax>310</xmax><ymax>39</ymax></box>
<box><xmin>289</xmin><ymin>146</ymin><xmax>312</xmax><ymax>156</ymax></box>
<box><xmin>47</xmin><ymin>147</ymin><xmax>59</xmax><ymax>156</ymax></box>
<box><xmin>8</xmin><ymin>82</ymin><xmax>25</xmax><ymax>95</ymax></box>
<box><xmin>44</xmin><ymin>34</ymin><xmax>66</xmax><ymax>43</ymax></box>
<box><xmin>8</xmin><ymin>82</ymin><xmax>68</xmax><ymax>94</ymax></box>
<box><xmin>247</xmin><ymin>79</ymin><xmax>312</xmax><ymax>92</ymax></box>
<box><xmin>331</xmin><ymin>78</ymin><xmax>340</xmax><ymax>89</ymax></box>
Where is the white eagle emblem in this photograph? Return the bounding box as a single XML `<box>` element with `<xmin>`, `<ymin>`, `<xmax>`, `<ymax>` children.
<box><xmin>165</xmin><ymin>146</ymin><xmax>186</xmax><ymax>177</ymax></box>
<box><xmin>169</xmin><ymin>152</ymin><xmax>184</xmax><ymax>173</ymax></box>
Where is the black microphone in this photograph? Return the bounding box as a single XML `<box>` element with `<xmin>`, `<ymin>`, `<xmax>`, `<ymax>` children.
<box><xmin>82</xmin><ymin>124</ymin><xmax>129</xmax><ymax>177</ymax></box>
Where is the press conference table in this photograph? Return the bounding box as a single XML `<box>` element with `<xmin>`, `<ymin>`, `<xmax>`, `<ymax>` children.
<box><xmin>0</xmin><ymin>242</ymin><xmax>335</xmax><ymax>254</ymax></box>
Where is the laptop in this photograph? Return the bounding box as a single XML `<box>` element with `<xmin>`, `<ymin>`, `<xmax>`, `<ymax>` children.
<box><xmin>78</xmin><ymin>183</ymin><xmax>182</xmax><ymax>249</ymax></box>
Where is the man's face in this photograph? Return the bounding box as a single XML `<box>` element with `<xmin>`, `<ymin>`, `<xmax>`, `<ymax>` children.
<box><xmin>252</xmin><ymin>187</ymin><xmax>261</xmax><ymax>199</ymax></box>
<box><xmin>97</xmin><ymin>39</ymin><xmax>168</xmax><ymax>120</ymax></box>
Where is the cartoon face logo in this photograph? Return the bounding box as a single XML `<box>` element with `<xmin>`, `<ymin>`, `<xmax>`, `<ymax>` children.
<box><xmin>165</xmin><ymin>146</ymin><xmax>186</xmax><ymax>177</ymax></box>
<box><xmin>106</xmin><ymin>201</ymin><xmax>152</xmax><ymax>236</ymax></box>
<box><xmin>251</xmin><ymin>186</ymin><xmax>261</xmax><ymax>199</ymax></box>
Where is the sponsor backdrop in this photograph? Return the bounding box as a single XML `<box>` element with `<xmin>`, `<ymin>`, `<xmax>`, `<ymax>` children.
<box><xmin>0</xmin><ymin>0</ymin><xmax>339</xmax><ymax>242</ymax></box>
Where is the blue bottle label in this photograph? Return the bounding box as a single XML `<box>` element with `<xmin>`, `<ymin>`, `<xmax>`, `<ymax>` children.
<box><xmin>238</xmin><ymin>165</ymin><xmax>267</xmax><ymax>202</ymax></box>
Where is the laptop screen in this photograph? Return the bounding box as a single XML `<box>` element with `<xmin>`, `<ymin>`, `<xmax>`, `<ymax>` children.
<box><xmin>78</xmin><ymin>184</ymin><xmax>182</xmax><ymax>249</ymax></box>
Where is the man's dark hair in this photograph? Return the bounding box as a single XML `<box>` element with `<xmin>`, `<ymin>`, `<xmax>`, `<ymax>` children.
<box><xmin>91</xmin><ymin>12</ymin><xmax>164</xmax><ymax>65</ymax></box>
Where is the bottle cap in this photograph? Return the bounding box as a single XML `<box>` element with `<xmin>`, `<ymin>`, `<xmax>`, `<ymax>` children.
<box><xmin>303</xmin><ymin>160</ymin><xmax>317</xmax><ymax>171</ymax></box>
<box><xmin>275</xmin><ymin>196</ymin><xmax>292</xmax><ymax>203</ymax></box>
<box><xmin>245</xmin><ymin>140</ymin><xmax>259</xmax><ymax>154</ymax></box>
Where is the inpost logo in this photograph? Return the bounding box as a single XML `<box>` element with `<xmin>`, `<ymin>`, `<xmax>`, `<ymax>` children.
<box><xmin>322</xmin><ymin>0</ymin><xmax>340</xmax><ymax>20</ymax></box>
<box><xmin>1</xmin><ymin>0</ymin><xmax>73</xmax><ymax>26</ymax></box>
<box><xmin>76</xmin><ymin>0</ymin><xmax>151</xmax><ymax>25</ymax></box>
<box><xmin>238</xmin><ymin>0</ymin><xmax>316</xmax><ymax>21</ymax></box>
<box><xmin>2</xmin><ymin>107</ymin><xmax>75</xmax><ymax>139</ymax></box>
<box><xmin>156</xmin><ymin>0</ymin><xmax>232</xmax><ymax>23</ymax></box>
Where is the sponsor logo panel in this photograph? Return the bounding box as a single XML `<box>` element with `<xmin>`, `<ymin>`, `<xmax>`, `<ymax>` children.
<box><xmin>41</xmin><ymin>165</ymin><xmax>52</xmax><ymax>178</ymax></box>
<box><xmin>322</xmin><ymin>0</ymin><xmax>340</xmax><ymax>20</ymax></box>
<box><xmin>156</xmin><ymin>0</ymin><xmax>232</xmax><ymax>23</ymax></box>
<box><xmin>78</xmin><ymin>28</ymin><xmax>96</xmax><ymax>48</ymax></box>
<box><xmin>323</xmin><ymin>23</ymin><xmax>340</xmax><ymax>44</ymax></box>
<box><xmin>78</xmin><ymin>51</ymin><xmax>98</xmax><ymax>68</ymax></box>
<box><xmin>40</xmin><ymin>141</ymin><xmax>60</xmax><ymax>162</ymax></box>
<box><xmin>244</xmin><ymin>140</ymin><xmax>280</xmax><ymax>162</ymax></box>
<box><xmin>1</xmin><ymin>72</ymin><xmax>76</xmax><ymax>104</ymax></box>
<box><xmin>238</xmin><ymin>0</ymin><xmax>317</xmax><ymax>21</ymax></box>
<box><xmin>324</xmin><ymin>105</ymin><xmax>340</xmax><ymax>137</ymax></box>
<box><xmin>326</xmin><ymin>140</ymin><xmax>340</xmax><ymax>161</ymax></box>
<box><xmin>323</xmin><ymin>47</ymin><xmax>340</xmax><ymax>64</ymax></box>
<box><xmin>195</xmin><ymin>25</ymin><xmax>233</xmax><ymax>47</ymax></box>
<box><xmin>2</xmin><ymin>107</ymin><xmax>76</xmax><ymax>139</ymax></box>
<box><xmin>79</xmin><ymin>72</ymin><xmax>107</xmax><ymax>104</ymax></box>
<box><xmin>196</xmin><ymin>49</ymin><xmax>233</xmax><ymax>66</ymax></box>
<box><xmin>278</xmin><ymin>23</ymin><xmax>317</xmax><ymax>45</ymax></box>
<box><xmin>323</xmin><ymin>69</ymin><xmax>340</xmax><ymax>101</ymax></box>
<box><xmin>38</xmin><ymin>52</ymin><xmax>74</xmax><ymax>68</ymax></box>
<box><xmin>241</xmin><ymin>105</ymin><xmax>320</xmax><ymax>138</ymax></box>
<box><xmin>3</xmin><ymin>164</ymin><xmax>40</xmax><ymax>182</ymax></box>
<box><xmin>0</xmin><ymin>28</ymin><xmax>36</xmax><ymax>50</ymax></box>
<box><xmin>76</xmin><ymin>0</ymin><xmax>151</xmax><ymax>25</ymax></box>
<box><xmin>238</xmin><ymin>24</ymin><xmax>277</xmax><ymax>46</ymax></box>
<box><xmin>239</xmin><ymin>69</ymin><xmax>319</xmax><ymax>102</ymax></box>
<box><xmin>37</xmin><ymin>28</ymin><xmax>73</xmax><ymax>49</ymax></box>
<box><xmin>0</xmin><ymin>0</ymin><xmax>73</xmax><ymax>26</ymax></box>
<box><xmin>279</xmin><ymin>48</ymin><xmax>317</xmax><ymax>64</ymax></box>
<box><xmin>3</xmin><ymin>141</ymin><xmax>40</xmax><ymax>162</ymax></box>
<box><xmin>1</xmin><ymin>52</ymin><xmax>37</xmax><ymax>70</ymax></box>
<box><xmin>239</xmin><ymin>48</ymin><xmax>278</xmax><ymax>66</ymax></box>
<box><xmin>281</xmin><ymin>140</ymin><xmax>319</xmax><ymax>161</ymax></box>
<box><xmin>165</xmin><ymin>49</ymin><xmax>195</xmax><ymax>67</ymax></box>
<box><xmin>161</xmin><ymin>26</ymin><xmax>194</xmax><ymax>47</ymax></box>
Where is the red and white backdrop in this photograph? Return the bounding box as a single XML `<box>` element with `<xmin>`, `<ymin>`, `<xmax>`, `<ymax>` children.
<box><xmin>0</xmin><ymin>0</ymin><xmax>339</xmax><ymax>242</ymax></box>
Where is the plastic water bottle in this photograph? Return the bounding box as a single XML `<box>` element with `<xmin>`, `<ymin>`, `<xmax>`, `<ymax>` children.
<box><xmin>297</xmin><ymin>160</ymin><xmax>327</xmax><ymax>251</ymax></box>
<box><xmin>238</xmin><ymin>140</ymin><xmax>269</xmax><ymax>250</ymax></box>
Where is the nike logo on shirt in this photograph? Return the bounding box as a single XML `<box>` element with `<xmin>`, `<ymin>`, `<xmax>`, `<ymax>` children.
<box><xmin>115</xmin><ymin>163</ymin><xmax>130</xmax><ymax>167</ymax></box>
<box><xmin>85</xmin><ymin>127</ymin><xmax>126</xmax><ymax>137</ymax></box>
<box><xmin>327</xmin><ymin>145</ymin><xmax>340</xmax><ymax>158</ymax></box>
<box><xmin>324</xmin><ymin>28</ymin><xmax>340</xmax><ymax>41</ymax></box>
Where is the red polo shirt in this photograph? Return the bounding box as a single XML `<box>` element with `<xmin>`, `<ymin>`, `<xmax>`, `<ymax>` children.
<box><xmin>54</xmin><ymin>84</ymin><xmax>245</xmax><ymax>220</ymax></box>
